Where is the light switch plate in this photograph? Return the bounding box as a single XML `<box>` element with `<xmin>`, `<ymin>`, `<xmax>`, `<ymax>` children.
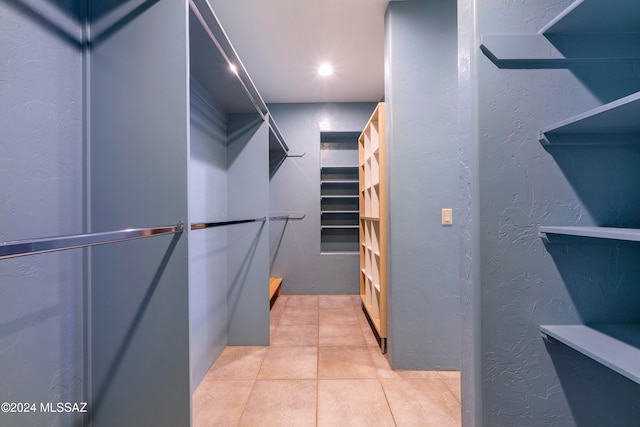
<box><xmin>442</xmin><ymin>208</ymin><xmax>453</xmax><ymax>225</ymax></box>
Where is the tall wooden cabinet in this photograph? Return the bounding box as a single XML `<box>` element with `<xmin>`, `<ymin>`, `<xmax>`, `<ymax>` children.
<box><xmin>359</xmin><ymin>103</ymin><xmax>387</xmax><ymax>352</ymax></box>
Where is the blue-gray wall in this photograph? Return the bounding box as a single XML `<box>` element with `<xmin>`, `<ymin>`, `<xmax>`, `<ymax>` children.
<box><xmin>457</xmin><ymin>0</ymin><xmax>481</xmax><ymax>424</ymax></box>
<box><xmin>0</xmin><ymin>2</ymin><xmax>84</xmax><ymax>426</ymax></box>
<box><xmin>473</xmin><ymin>0</ymin><xmax>640</xmax><ymax>425</ymax></box>
<box><xmin>189</xmin><ymin>79</ymin><xmax>229</xmax><ymax>391</ymax></box>
<box><xmin>226</xmin><ymin>114</ymin><xmax>270</xmax><ymax>345</ymax></box>
<box><xmin>385</xmin><ymin>0</ymin><xmax>461</xmax><ymax>370</ymax></box>
<box><xmin>267</xmin><ymin>103</ymin><xmax>376</xmax><ymax>295</ymax></box>
<box><xmin>88</xmin><ymin>1</ymin><xmax>191</xmax><ymax>426</ymax></box>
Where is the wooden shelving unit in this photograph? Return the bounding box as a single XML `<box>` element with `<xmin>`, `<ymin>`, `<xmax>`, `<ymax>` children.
<box><xmin>359</xmin><ymin>103</ymin><xmax>387</xmax><ymax>352</ymax></box>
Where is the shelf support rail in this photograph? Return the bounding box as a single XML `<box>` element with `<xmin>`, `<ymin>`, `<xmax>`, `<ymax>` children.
<box><xmin>190</xmin><ymin>217</ymin><xmax>267</xmax><ymax>231</ymax></box>
<box><xmin>0</xmin><ymin>222</ymin><xmax>185</xmax><ymax>260</ymax></box>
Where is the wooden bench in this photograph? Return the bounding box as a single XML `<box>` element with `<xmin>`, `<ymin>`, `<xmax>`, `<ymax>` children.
<box><xmin>269</xmin><ymin>277</ymin><xmax>282</xmax><ymax>309</ymax></box>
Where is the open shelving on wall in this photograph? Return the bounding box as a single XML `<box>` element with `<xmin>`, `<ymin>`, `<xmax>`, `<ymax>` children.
<box><xmin>481</xmin><ymin>0</ymin><xmax>640</xmax><ymax>388</ymax></box>
<box><xmin>320</xmin><ymin>132</ymin><xmax>360</xmax><ymax>253</ymax></box>
<box><xmin>359</xmin><ymin>103</ymin><xmax>387</xmax><ymax>352</ymax></box>
<box><xmin>480</xmin><ymin>0</ymin><xmax>640</xmax><ymax>67</ymax></box>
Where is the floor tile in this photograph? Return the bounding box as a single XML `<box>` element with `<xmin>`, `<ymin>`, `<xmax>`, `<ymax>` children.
<box><xmin>396</xmin><ymin>370</ymin><xmax>442</xmax><ymax>379</ymax></box>
<box><xmin>204</xmin><ymin>346</ymin><xmax>268</xmax><ymax>380</ymax></box>
<box><xmin>239</xmin><ymin>380</ymin><xmax>317</xmax><ymax>427</ymax></box>
<box><xmin>279</xmin><ymin>307</ymin><xmax>319</xmax><ymax>325</ymax></box>
<box><xmin>192</xmin><ymin>379</ymin><xmax>254</xmax><ymax>427</ymax></box>
<box><xmin>360</xmin><ymin>321</ymin><xmax>380</xmax><ymax>347</ymax></box>
<box><xmin>442</xmin><ymin>377</ymin><xmax>461</xmax><ymax>403</ymax></box>
<box><xmin>317</xmin><ymin>379</ymin><xmax>395</xmax><ymax>427</ymax></box>
<box><xmin>319</xmin><ymin>295</ymin><xmax>356</xmax><ymax>309</ymax></box>
<box><xmin>271</xmin><ymin>296</ymin><xmax>287</xmax><ymax>315</ymax></box>
<box><xmin>286</xmin><ymin>295</ymin><xmax>319</xmax><ymax>309</ymax></box>
<box><xmin>270</xmin><ymin>309</ymin><xmax>284</xmax><ymax>326</ymax></box>
<box><xmin>193</xmin><ymin>295</ymin><xmax>462</xmax><ymax>427</ymax></box>
<box><xmin>319</xmin><ymin>307</ymin><xmax>359</xmax><ymax>325</ymax></box>
<box><xmin>350</xmin><ymin>294</ymin><xmax>363</xmax><ymax>308</ymax></box>
<box><xmin>381</xmin><ymin>377</ymin><xmax>462</xmax><ymax>427</ymax></box>
<box><xmin>318</xmin><ymin>346</ymin><xmax>377</xmax><ymax>379</ymax></box>
<box><xmin>271</xmin><ymin>324</ymin><xmax>318</xmax><ymax>347</ymax></box>
<box><xmin>319</xmin><ymin>323</ymin><xmax>366</xmax><ymax>346</ymax></box>
<box><xmin>367</xmin><ymin>346</ymin><xmax>399</xmax><ymax>379</ymax></box>
<box><xmin>257</xmin><ymin>346</ymin><xmax>317</xmax><ymax>379</ymax></box>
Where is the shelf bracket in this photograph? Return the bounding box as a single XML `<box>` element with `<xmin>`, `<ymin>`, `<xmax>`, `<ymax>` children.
<box><xmin>538</xmin><ymin>230</ymin><xmax>550</xmax><ymax>243</ymax></box>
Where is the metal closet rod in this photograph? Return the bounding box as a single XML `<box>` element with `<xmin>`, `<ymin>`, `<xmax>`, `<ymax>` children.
<box><xmin>190</xmin><ymin>217</ymin><xmax>267</xmax><ymax>230</ymax></box>
<box><xmin>0</xmin><ymin>222</ymin><xmax>185</xmax><ymax>261</ymax></box>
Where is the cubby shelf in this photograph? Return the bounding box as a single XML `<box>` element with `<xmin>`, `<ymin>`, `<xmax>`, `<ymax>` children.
<box><xmin>480</xmin><ymin>0</ymin><xmax>640</xmax><ymax>67</ymax></box>
<box><xmin>539</xmin><ymin>226</ymin><xmax>640</xmax><ymax>243</ymax></box>
<box><xmin>541</xmin><ymin>324</ymin><xmax>640</xmax><ymax>384</ymax></box>
<box><xmin>539</xmin><ymin>91</ymin><xmax>640</xmax><ymax>145</ymax></box>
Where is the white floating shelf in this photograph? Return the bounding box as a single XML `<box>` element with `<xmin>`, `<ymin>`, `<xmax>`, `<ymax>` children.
<box><xmin>541</xmin><ymin>324</ymin><xmax>640</xmax><ymax>384</ymax></box>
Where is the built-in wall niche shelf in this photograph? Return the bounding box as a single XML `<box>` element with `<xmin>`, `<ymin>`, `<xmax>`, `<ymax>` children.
<box><xmin>320</xmin><ymin>133</ymin><xmax>360</xmax><ymax>254</ymax></box>
<box><xmin>538</xmin><ymin>91</ymin><xmax>640</xmax><ymax>145</ymax></box>
<box><xmin>541</xmin><ymin>324</ymin><xmax>640</xmax><ymax>384</ymax></box>
<box><xmin>480</xmin><ymin>0</ymin><xmax>640</xmax><ymax>67</ymax></box>
<box><xmin>539</xmin><ymin>226</ymin><xmax>640</xmax><ymax>243</ymax></box>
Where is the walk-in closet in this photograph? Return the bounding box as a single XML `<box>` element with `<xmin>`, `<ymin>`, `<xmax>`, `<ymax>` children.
<box><xmin>8</xmin><ymin>0</ymin><xmax>640</xmax><ymax>426</ymax></box>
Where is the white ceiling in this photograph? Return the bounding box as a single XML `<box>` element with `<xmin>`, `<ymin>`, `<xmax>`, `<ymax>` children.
<box><xmin>208</xmin><ymin>0</ymin><xmax>390</xmax><ymax>104</ymax></box>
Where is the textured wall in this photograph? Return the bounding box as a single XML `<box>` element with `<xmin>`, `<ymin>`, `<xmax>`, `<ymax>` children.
<box><xmin>457</xmin><ymin>0</ymin><xmax>481</xmax><ymax>423</ymax></box>
<box><xmin>267</xmin><ymin>102</ymin><xmax>376</xmax><ymax>295</ymax></box>
<box><xmin>475</xmin><ymin>0</ymin><xmax>640</xmax><ymax>425</ymax></box>
<box><xmin>0</xmin><ymin>2</ymin><xmax>84</xmax><ymax>426</ymax></box>
<box><xmin>385</xmin><ymin>0</ymin><xmax>461</xmax><ymax>370</ymax></box>
<box><xmin>188</xmin><ymin>79</ymin><xmax>229</xmax><ymax>391</ymax></box>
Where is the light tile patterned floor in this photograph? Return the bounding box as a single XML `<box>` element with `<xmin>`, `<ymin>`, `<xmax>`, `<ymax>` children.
<box><xmin>193</xmin><ymin>295</ymin><xmax>461</xmax><ymax>427</ymax></box>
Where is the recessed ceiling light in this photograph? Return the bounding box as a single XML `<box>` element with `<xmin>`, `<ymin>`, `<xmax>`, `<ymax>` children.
<box><xmin>318</xmin><ymin>63</ymin><xmax>333</xmax><ymax>77</ymax></box>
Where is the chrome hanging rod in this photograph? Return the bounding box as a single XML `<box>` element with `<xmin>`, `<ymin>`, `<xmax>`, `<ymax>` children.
<box><xmin>0</xmin><ymin>222</ymin><xmax>185</xmax><ymax>261</ymax></box>
<box><xmin>190</xmin><ymin>217</ymin><xmax>267</xmax><ymax>231</ymax></box>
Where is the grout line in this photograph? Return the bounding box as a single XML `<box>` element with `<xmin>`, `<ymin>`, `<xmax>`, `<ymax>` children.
<box><xmin>379</xmin><ymin>378</ymin><xmax>399</xmax><ymax>427</ymax></box>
